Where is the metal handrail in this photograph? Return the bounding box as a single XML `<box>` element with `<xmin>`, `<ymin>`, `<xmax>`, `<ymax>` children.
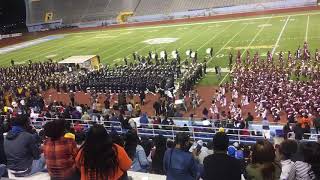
<box><xmin>2</xmin><ymin>115</ymin><xmax>318</xmax><ymax>143</ymax></box>
<box><xmin>137</xmin><ymin>122</ymin><xmax>267</xmax><ymax>143</ymax></box>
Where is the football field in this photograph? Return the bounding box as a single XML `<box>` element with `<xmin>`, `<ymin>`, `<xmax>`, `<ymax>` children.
<box><xmin>1</xmin><ymin>10</ymin><xmax>320</xmax><ymax>81</ymax></box>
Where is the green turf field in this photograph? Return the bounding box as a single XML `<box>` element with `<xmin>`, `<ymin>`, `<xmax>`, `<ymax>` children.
<box><xmin>1</xmin><ymin>10</ymin><xmax>320</xmax><ymax>85</ymax></box>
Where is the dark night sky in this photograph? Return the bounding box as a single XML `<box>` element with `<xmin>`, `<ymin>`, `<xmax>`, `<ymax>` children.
<box><xmin>0</xmin><ymin>0</ymin><xmax>26</xmax><ymax>32</ymax></box>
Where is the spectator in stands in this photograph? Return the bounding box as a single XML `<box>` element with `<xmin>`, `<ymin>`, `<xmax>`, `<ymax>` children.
<box><xmin>203</xmin><ymin>132</ymin><xmax>241</xmax><ymax>180</ymax></box>
<box><xmin>299</xmin><ymin>114</ymin><xmax>310</xmax><ymax>128</ymax></box>
<box><xmin>139</xmin><ymin>113</ymin><xmax>149</xmax><ymax>125</ymax></box>
<box><xmin>166</xmin><ymin>139</ymin><xmax>175</xmax><ymax>149</ymax></box>
<box><xmin>278</xmin><ymin>139</ymin><xmax>298</xmax><ymax>180</ymax></box>
<box><xmin>134</xmin><ymin>102</ymin><xmax>141</xmax><ymax>116</ymax></box>
<box><xmin>71</xmin><ymin>107</ymin><xmax>82</xmax><ymax>119</ymax></box>
<box><xmin>76</xmin><ymin>124</ymin><xmax>132</xmax><ymax>179</ymax></box>
<box><xmin>64</xmin><ymin>120</ymin><xmax>76</xmax><ymax>140</ymax></box>
<box><xmin>4</xmin><ymin>115</ymin><xmax>45</xmax><ymax>177</ymax></box>
<box><xmin>125</xmin><ymin>131</ymin><xmax>149</xmax><ymax>172</ymax></box>
<box><xmin>202</xmin><ymin>107</ymin><xmax>209</xmax><ymax>119</ymax></box>
<box><xmin>81</xmin><ymin>112</ymin><xmax>90</xmax><ymax>121</ymax></box>
<box><xmin>293</xmin><ymin>123</ymin><xmax>304</xmax><ymax>140</ymax></box>
<box><xmin>140</xmin><ymin>137</ymin><xmax>153</xmax><ymax>159</ymax></box>
<box><xmin>126</xmin><ymin>102</ymin><xmax>133</xmax><ymax>116</ymax></box>
<box><xmin>190</xmin><ymin>140</ymin><xmax>212</xmax><ymax>165</ymax></box>
<box><xmin>313</xmin><ymin>113</ymin><xmax>320</xmax><ymax>134</ymax></box>
<box><xmin>110</xmin><ymin>113</ymin><xmax>118</xmax><ymax>122</ymax></box>
<box><xmin>150</xmin><ymin>135</ymin><xmax>167</xmax><ymax>175</ymax></box>
<box><xmin>43</xmin><ymin>119</ymin><xmax>78</xmax><ymax>179</ymax></box>
<box><xmin>288</xmin><ymin>114</ymin><xmax>296</xmax><ymax>124</ymax></box>
<box><xmin>283</xmin><ymin>122</ymin><xmax>292</xmax><ymax>139</ymax></box>
<box><xmin>288</xmin><ymin>142</ymin><xmax>320</xmax><ymax>180</ymax></box>
<box><xmin>153</xmin><ymin>100</ymin><xmax>161</xmax><ymax>116</ymax></box>
<box><xmin>303</xmin><ymin>123</ymin><xmax>311</xmax><ymax>140</ymax></box>
<box><xmin>121</xmin><ymin>117</ymin><xmax>131</xmax><ymax>130</ymax></box>
<box><xmin>244</xmin><ymin>140</ymin><xmax>281</xmax><ymax>180</ymax></box>
<box><xmin>161</xmin><ymin>117</ymin><xmax>170</xmax><ymax>129</ymax></box>
<box><xmin>245</xmin><ymin>112</ymin><xmax>254</xmax><ymax>128</ymax></box>
<box><xmin>0</xmin><ymin>117</ymin><xmax>7</xmax><ymax>165</ymax></box>
<box><xmin>74</xmin><ymin>121</ymin><xmax>84</xmax><ymax>133</ymax></box>
<box><xmin>163</xmin><ymin>132</ymin><xmax>197</xmax><ymax>180</ymax></box>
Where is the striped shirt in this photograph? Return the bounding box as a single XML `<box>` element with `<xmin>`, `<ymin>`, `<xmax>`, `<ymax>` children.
<box><xmin>288</xmin><ymin>161</ymin><xmax>315</xmax><ymax>180</ymax></box>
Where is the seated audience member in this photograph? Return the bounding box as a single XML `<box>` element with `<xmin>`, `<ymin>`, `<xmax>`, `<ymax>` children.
<box><xmin>139</xmin><ymin>113</ymin><xmax>149</xmax><ymax>125</ymax></box>
<box><xmin>0</xmin><ymin>118</ymin><xmax>7</xmax><ymax>165</ymax></box>
<box><xmin>125</xmin><ymin>131</ymin><xmax>149</xmax><ymax>172</ymax></box>
<box><xmin>74</xmin><ymin>121</ymin><xmax>84</xmax><ymax>133</ymax></box>
<box><xmin>278</xmin><ymin>139</ymin><xmax>298</xmax><ymax>180</ymax></box>
<box><xmin>293</xmin><ymin>123</ymin><xmax>304</xmax><ymax>140</ymax></box>
<box><xmin>299</xmin><ymin>114</ymin><xmax>310</xmax><ymax>128</ymax></box>
<box><xmin>283</xmin><ymin>123</ymin><xmax>292</xmax><ymax>139</ymax></box>
<box><xmin>4</xmin><ymin>115</ymin><xmax>45</xmax><ymax>177</ymax></box>
<box><xmin>64</xmin><ymin>120</ymin><xmax>76</xmax><ymax>140</ymax></box>
<box><xmin>203</xmin><ymin>132</ymin><xmax>241</xmax><ymax>180</ymax></box>
<box><xmin>245</xmin><ymin>140</ymin><xmax>281</xmax><ymax>180</ymax></box>
<box><xmin>140</xmin><ymin>137</ymin><xmax>153</xmax><ymax>158</ymax></box>
<box><xmin>288</xmin><ymin>142</ymin><xmax>320</xmax><ymax>180</ymax></box>
<box><xmin>151</xmin><ymin>135</ymin><xmax>167</xmax><ymax>175</ymax></box>
<box><xmin>313</xmin><ymin>114</ymin><xmax>320</xmax><ymax>134</ymax></box>
<box><xmin>43</xmin><ymin>119</ymin><xmax>78</xmax><ymax>179</ymax></box>
<box><xmin>190</xmin><ymin>140</ymin><xmax>212</xmax><ymax>165</ymax></box>
<box><xmin>76</xmin><ymin>124</ymin><xmax>132</xmax><ymax>180</ymax></box>
<box><xmin>163</xmin><ymin>132</ymin><xmax>197</xmax><ymax>180</ymax></box>
<box><xmin>245</xmin><ymin>112</ymin><xmax>254</xmax><ymax>127</ymax></box>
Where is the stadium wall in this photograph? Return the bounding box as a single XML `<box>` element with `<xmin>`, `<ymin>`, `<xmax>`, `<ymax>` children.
<box><xmin>128</xmin><ymin>0</ymin><xmax>317</xmax><ymax>23</ymax></box>
<box><xmin>24</xmin><ymin>0</ymin><xmax>317</xmax><ymax>32</ymax></box>
<box><xmin>1</xmin><ymin>4</ymin><xmax>319</xmax><ymax>48</ymax></box>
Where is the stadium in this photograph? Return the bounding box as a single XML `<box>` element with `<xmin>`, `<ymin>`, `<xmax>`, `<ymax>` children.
<box><xmin>0</xmin><ymin>0</ymin><xmax>320</xmax><ymax>179</ymax></box>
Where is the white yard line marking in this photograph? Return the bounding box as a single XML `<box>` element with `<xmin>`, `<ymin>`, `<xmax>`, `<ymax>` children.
<box><xmin>219</xmin><ymin>16</ymin><xmax>273</xmax><ymax>85</ymax></box>
<box><xmin>4</xmin><ymin>31</ymin><xmax>141</xmax><ymax>62</ymax></box>
<box><xmin>177</xmin><ymin>28</ymin><xmax>213</xmax><ymax>50</ymax></box>
<box><xmin>110</xmin><ymin>22</ymin><xmax>205</xmax><ymax>62</ymax></box>
<box><xmin>197</xmin><ymin>23</ymin><xmax>234</xmax><ymax>51</ymax></box>
<box><xmin>305</xmin><ymin>15</ymin><xmax>310</xmax><ymax>42</ymax></box>
<box><xmin>207</xmin><ymin>24</ymin><xmax>249</xmax><ymax>64</ymax></box>
<box><xmin>271</xmin><ymin>16</ymin><xmax>290</xmax><ymax>55</ymax></box>
<box><xmin>69</xmin><ymin>12</ymin><xmax>320</xmax><ymax>36</ymax></box>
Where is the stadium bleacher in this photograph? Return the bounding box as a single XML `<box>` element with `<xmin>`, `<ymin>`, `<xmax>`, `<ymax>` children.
<box><xmin>25</xmin><ymin>0</ymin><xmax>308</xmax><ymax>26</ymax></box>
<box><xmin>134</xmin><ymin>0</ymin><xmax>281</xmax><ymax>16</ymax></box>
<box><xmin>26</xmin><ymin>0</ymin><xmax>139</xmax><ymax>25</ymax></box>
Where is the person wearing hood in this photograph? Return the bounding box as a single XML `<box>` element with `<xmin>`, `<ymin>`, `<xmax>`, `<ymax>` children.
<box><xmin>4</xmin><ymin>115</ymin><xmax>45</xmax><ymax>177</ymax></box>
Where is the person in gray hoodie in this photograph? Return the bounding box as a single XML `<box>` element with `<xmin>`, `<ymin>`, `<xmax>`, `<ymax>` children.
<box><xmin>4</xmin><ymin>115</ymin><xmax>45</xmax><ymax>177</ymax></box>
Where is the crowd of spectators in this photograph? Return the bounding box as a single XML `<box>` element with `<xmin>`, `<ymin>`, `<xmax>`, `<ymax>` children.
<box><xmin>0</xmin><ymin>44</ymin><xmax>320</xmax><ymax>179</ymax></box>
<box><xmin>0</xmin><ymin>114</ymin><xmax>319</xmax><ymax>180</ymax></box>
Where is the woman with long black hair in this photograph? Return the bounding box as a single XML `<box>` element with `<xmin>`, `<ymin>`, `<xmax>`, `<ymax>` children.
<box><xmin>76</xmin><ymin>124</ymin><xmax>132</xmax><ymax>180</ymax></box>
<box><xmin>151</xmin><ymin>135</ymin><xmax>167</xmax><ymax>175</ymax></box>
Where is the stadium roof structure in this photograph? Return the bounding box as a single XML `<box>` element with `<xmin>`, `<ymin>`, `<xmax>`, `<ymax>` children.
<box><xmin>58</xmin><ymin>55</ymin><xmax>97</xmax><ymax>64</ymax></box>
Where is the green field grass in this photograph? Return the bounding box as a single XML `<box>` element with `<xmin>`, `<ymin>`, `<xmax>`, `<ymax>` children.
<box><xmin>0</xmin><ymin>10</ymin><xmax>320</xmax><ymax>86</ymax></box>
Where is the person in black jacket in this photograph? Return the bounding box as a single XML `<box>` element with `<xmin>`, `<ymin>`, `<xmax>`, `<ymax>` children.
<box><xmin>203</xmin><ymin>132</ymin><xmax>241</xmax><ymax>180</ymax></box>
<box><xmin>4</xmin><ymin>115</ymin><xmax>45</xmax><ymax>177</ymax></box>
